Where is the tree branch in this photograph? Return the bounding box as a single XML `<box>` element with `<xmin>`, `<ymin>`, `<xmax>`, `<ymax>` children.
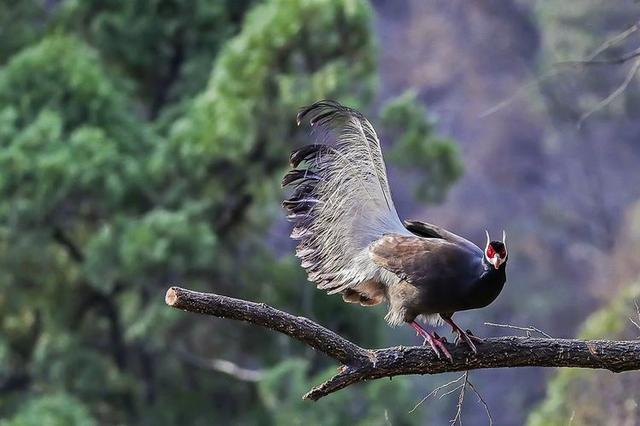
<box><xmin>165</xmin><ymin>286</ymin><xmax>371</xmax><ymax>367</ymax></box>
<box><xmin>555</xmin><ymin>46</ymin><xmax>640</xmax><ymax>67</ymax></box>
<box><xmin>165</xmin><ymin>286</ymin><xmax>640</xmax><ymax>401</ymax></box>
<box><xmin>577</xmin><ymin>57</ymin><xmax>640</xmax><ymax>127</ymax></box>
<box><xmin>175</xmin><ymin>347</ymin><xmax>265</xmax><ymax>382</ymax></box>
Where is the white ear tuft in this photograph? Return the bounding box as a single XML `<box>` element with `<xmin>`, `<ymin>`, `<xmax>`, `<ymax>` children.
<box><xmin>502</xmin><ymin>229</ymin><xmax>507</xmax><ymax>245</ymax></box>
<box><xmin>485</xmin><ymin>229</ymin><xmax>490</xmax><ymax>248</ymax></box>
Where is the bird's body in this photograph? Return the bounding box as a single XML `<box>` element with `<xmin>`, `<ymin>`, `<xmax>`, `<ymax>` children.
<box><xmin>283</xmin><ymin>100</ymin><xmax>508</xmax><ymax>358</ymax></box>
<box><xmin>371</xmin><ymin>233</ymin><xmax>505</xmax><ymax>323</ymax></box>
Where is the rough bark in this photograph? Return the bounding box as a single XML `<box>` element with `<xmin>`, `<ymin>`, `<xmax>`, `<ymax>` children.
<box><xmin>165</xmin><ymin>286</ymin><xmax>640</xmax><ymax>401</ymax></box>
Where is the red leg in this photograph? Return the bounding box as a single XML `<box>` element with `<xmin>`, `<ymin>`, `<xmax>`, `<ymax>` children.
<box><xmin>409</xmin><ymin>321</ymin><xmax>453</xmax><ymax>361</ymax></box>
<box><xmin>440</xmin><ymin>315</ymin><xmax>481</xmax><ymax>353</ymax></box>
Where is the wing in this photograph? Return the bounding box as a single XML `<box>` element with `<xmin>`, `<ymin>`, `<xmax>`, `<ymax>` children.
<box><xmin>403</xmin><ymin>220</ymin><xmax>482</xmax><ymax>256</ymax></box>
<box><xmin>369</xmin><ymin>235</ymin><xmax>450</xmax><ymax>283</ymax></box>
<box><xmin>283</xmin><ymin>100</ymin><xmax>411</xmax><ymax>296</ymax></box>
<box><xmin>369</xmin><ymin>233</ymin><xmax>483</xmax><ymax>287</ymax></box>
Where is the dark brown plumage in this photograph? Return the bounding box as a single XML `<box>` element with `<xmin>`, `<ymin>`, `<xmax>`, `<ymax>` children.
<box><xmin>283</xmin><ymin>100</ymin><xmax>508</xmax><ymax>359</ymax></box>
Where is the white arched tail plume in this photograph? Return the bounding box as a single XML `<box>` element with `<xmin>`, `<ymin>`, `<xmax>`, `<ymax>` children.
<box><xmin>282</xmin><ymin>101</ymin><xmax>411</xmax><ymax>296</ymax></box>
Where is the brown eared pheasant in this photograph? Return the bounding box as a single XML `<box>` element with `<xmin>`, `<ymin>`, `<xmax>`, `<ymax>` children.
<box><xmin>282</xmin><ymin>101</ymin><xmax>508</xmax><ymax>360</ymax></box>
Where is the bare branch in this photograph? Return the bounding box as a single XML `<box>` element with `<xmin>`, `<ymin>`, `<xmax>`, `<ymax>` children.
<box><xmin>175</xmin><ymin>347</ymin><xmax>264</xmax><ymax>382</ymax></box>
<box><xmin>165</xmin><ymin>286</ymin><xmax>370</xmax><ymax>367</ymax></box>
<box><xmin>584</xmin><ymin>22</ymin><xmax>640</xmax><ymax>61</ymax></box>
<box><xmin>441</xmin><ymin>382</ymin><xmax>466</xmax><ymax>400</ymax></box>
<box><xmin>479</xmin><ymin>22</ymin><xmax>640</xmax><ymax>119</ymax></box>
<box><xmin>577</xmin><ymin>57</ymin><xmax>640</xmax><ymax>127</ymax></box>
<box><xmin>478</xmin><ymin>68</ymin><xmax>565</xmax><ymax>118</ymax></box>
<box><xmin>166</xmin><ymin>286</ymin><xmax>640</xmax><ymax>401</ymax></box>
<box><xmin>409</xmin><ymin>373</ymin><xmax>466</xmax><ymax>413</ymax></box>
<box><xmin>630</xmin><ymin>301</ymin><xmax>640</xmax><ymax>333</ymax></box>
<box><xmin>555</xmin><ymin>46</ymin><xmax>640</xmax><ymax>67</ymax></box>
<box><xmin>483</xmin><ymin>322</ymin><xmax>552</xmax><ymax>338</ymax></box>
<box><xmin>467</xmin><ymin>378</ymin><xmax>493</xmax><ymax>426</ymax></box>
<box><xmin>450</xmin><ymin>371</ymin><xmax>467</xmax><ymax>426</ymax></box>
<box><xmin>412</xmin><ymin>371</ymin><xmax>493</xmax><ymax>424</ymax></box>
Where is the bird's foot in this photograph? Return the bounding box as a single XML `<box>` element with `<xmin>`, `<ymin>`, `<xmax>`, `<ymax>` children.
<box><xmin>410</xmin><ymin>322</ymin><xmax>453</xmax><ymax>361</ymax></box>
<box><xmin>432</xmin><ymin>331</ymin><xmax>447</xmax><ymax>344</ymax></box>
<box><xmin>453</xmin><ymin>329</ymin><xmax>482</xmax><ymax>353</ymax></box>
<box><xmin>426</xmin><ymin>332</ymin><xmax>453</xmax><ymax>361</ymax></box>
<box><xmin>465</xmin><ymin>329</ymin><xmax>484</xmax><ymax>343</ymax></box>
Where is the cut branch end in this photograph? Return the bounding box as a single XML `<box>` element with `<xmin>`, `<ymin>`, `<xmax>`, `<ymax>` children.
<box><xmin>165</xmin><ymin>287</ymin><xmax>178</xmax><ymax>306</ymax></box>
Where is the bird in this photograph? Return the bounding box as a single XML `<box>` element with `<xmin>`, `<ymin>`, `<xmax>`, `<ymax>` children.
<box><xmin>282</xmin><ymin>100</ymin><xmax>508</xmax><ymax>360</ymax></box>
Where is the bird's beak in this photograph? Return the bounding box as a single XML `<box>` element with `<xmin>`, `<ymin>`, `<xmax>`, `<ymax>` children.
<box><xmin>491</xmin><ymin>255</ymin><xmax>501</xmax><ymax>269</ymax></box>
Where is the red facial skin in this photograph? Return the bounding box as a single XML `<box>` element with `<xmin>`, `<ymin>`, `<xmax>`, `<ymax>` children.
<box><xmin>485</xmin><ymin>243</ymin><xmax>507</xmax><ymax>268</ymax></box>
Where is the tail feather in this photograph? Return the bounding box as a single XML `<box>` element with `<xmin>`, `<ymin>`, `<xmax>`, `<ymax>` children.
<box><xmin>289</xmin><ymin>144</ymin><xmax>334</xmax><ymax>167</ymax></box>
<box><xmin>283</xmin><ymin>100</ymin><xmax>410</xmax><ymax>296</ymax></box>
<box><xmin>281</xmin><ymin>169</ymin><xmax>321</xmax><ymax>187</ymax></box>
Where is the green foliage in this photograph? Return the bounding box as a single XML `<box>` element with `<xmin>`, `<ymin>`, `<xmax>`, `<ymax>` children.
<box><xmin>0</xmin><ymin>0</ymin><xmax>460</xmax><ymax>424</ymax></box>
<box><xmin>0</xmin><ymin>34</ymin><xmax>151</xmax><ymax>228</ymax></box>
<box><xmin>166</xmin><ymin>0</ymin><xmax>376</xmax><ymax>187</ymax></box>
<box><xmin>258</xmin><ymin>359</ymin><xmax>416</xmax><ymax>426</ymax></box>
<box><xmin>55</xmin><ymin>0</ymin><xmax>257</xmax><ymax>116</ymax></box>
<box><xmin>0</xmin><ymin>35</ymin><xmax>135</xmax><ymax>134</ymax></box>
<box><xmin>381</xmin><ymin>91</ymin><xmax>463</xmax><ymax>203</ymax></box>
<box><xmin>1</xmin><ymin>393</ymin><xmax>96</xmax><ymax>426</ymax></box>
<box><xmin>0</xmin><ymin>1</ymin><xmax>47</xmax><ymax>64</ymax></box>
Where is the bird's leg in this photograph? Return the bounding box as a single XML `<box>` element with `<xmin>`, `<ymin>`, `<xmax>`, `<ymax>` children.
<box><xmin>409</xmin><ymin>321</ymin><xmax>453</xmax><ymax>361</ymax></box>
<box><xmin>440</xmin><ymin>315</ymin><xmax>482</xmax><ymax>353</ymax></box>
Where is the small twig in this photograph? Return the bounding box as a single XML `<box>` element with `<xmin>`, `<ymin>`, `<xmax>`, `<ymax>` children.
<box><xmin>484</xmin><ymin>322</ymin><xmax>552</xmax><ymax>338</ymax></box>
<box><xmin>630</xmin><ymin>301</ymin><xmax>640</xmax><ymax>333</ymax></box>
<box><xmin>409</xmin><ymin>373</ymin><xmax>466</xmax><ymax>413</ymax></box>
<box><xmin>478</xmin><ymin>68</ymin><xmax>565</xmax><ymax>118</ymax></box>
<box><xmin>479</xmin><ymin>22</ymin><xmax>640</xmax><ymax>119</ymax></box>
<box><xmin>441</xmin><ymin>383</ymin><xmax>466</xmax><ymax>400</ymax></box>
<box><xmin>555</xmin><ymin>47</ymin><xmax>640</xmax><ymax>67</ymax></box>
<box><xmin>449</xmin><ymin>372</ymin><xmax>493</xmax><ymax>426</ymax></box>
<box><xmin>577</xmin><ymin>57</ymin><xmax>640</xmax><ymax>127</ymax></box>
<box><xmin>412</xmin><ymin>372</ymin><xmax>493</xmax><ymax>426</ymax></box>
<box><xmin>175</xmin><ymin>347</ymin><xmax>264</xmax><ymax>382</ymax></box>
<box><xmin>384</xmin><ymin>409</ymin><xmax>392</xmax><ymax>426</ymax></box>
<box><xmin>467</xmin><ymin>380</ymin><xmax>493</xmax><ymax>426</ymax></box>
<box><xmin>450</xmin><ymin>371</ymin><xmax>468</xmax><ymax>425</ymax></box>
<box><xmin>584</xmin><ymin>22</ymin><xmax>640</xmax><ymax>61</ymax></box>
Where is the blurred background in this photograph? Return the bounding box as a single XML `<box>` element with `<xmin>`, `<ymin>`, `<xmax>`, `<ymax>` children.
<box><xmin>2</xmin><ymin>0</ymin><xmax>640</xmax><ymax>424</ymax></box>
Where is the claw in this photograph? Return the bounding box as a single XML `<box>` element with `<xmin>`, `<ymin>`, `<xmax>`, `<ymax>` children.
<box><xmin>409</xmin><ymin>322</ymin><xmax>453</xmax><ymax>361</ymax></box>
<box><xmin>442</xmin><ymin>317</ymin><xmax>481</xmax><ymax>354</ymax></box>
<box><xmin>432</xmin><ymin>331</ymin><xmax>448</xmax><ymax>344</ymax></box>
<box><xmin>459</xmin><ymin>332</ymin><xmax>478</xmax><ymax>353</ymax></box>
<box><xmin>430</xmin><ymin>334</ymin><xmax>453</xmax><ymax>362</ymax></box>
<box><xmin>466</xmin><ymin>329</ymin><xmax>484</xmax><ymax>343</ymax></box>
<box><xmin>423</xmin><ymin>334</ymin><xmax>441</xmax><ymax>359</ymax></box>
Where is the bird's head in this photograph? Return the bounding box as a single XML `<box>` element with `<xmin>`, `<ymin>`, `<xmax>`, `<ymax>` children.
<box><xmin>484</xmin><ymin>230</ymin><xmax>508</xmax><ymax>270</ymax></box>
